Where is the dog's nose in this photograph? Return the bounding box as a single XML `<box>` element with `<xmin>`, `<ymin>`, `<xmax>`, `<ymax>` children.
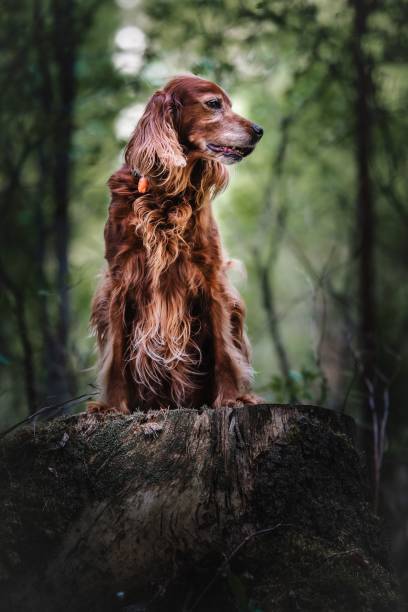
<box><xmin>251</xmin><ymin>123</ymin><xmax>264</xmax><ymax>140</ymax></box>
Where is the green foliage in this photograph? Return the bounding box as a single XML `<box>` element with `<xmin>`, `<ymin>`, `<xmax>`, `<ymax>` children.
<box><xmin>270</xmin><ymin>366</ymin><xmax>328</xmax><ymax>405</ymax></box>
<box><xmin>1</xmin><ymin>0</ymin><xmax>408</xmax><ymax>454</ymax></box>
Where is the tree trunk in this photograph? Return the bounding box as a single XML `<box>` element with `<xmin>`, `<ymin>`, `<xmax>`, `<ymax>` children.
<box><xmin>0</xmin><ymin>404</ymin><xmax>400</xmax><ymax>612</ymax></box>
<box><xmin>351</xmin><ymin>0</ymin><xmax>376</xmax><ymax>423</ymax></box>
<box><xmin>50</xmin><ymin>0</ymin><xmax>77</xmax><ymax>401</ymax></box>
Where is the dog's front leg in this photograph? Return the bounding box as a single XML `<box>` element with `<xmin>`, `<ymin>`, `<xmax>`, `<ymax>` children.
<box><xmin>89</xmin><ymin>272</ymin><xmax>131</xmax><ymax>415</ymax></box>
<box><xmin>210</xmin><ymin>288</ymin><xmax>250</xmax><ymax>408</ymax></box>
<box><xmin>90</xmin><ymin>306</ymin><xmax>131</xmax><ymax>415</ymax></box>
<box><xmin>228</xmin><ymin>291</ymin><xmax>264</xmax><ymax>406</ymax></box>
<box><xmin>88</xmin><ymin>354</ymin><xmax>131</xmax><ymax>415</ymax></box>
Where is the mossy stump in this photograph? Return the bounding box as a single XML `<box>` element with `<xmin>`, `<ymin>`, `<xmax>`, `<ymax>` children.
<box><xmin>0</xmin><ymin>404</ymin><xmax>400</xmax><ymax>611</ymax></box>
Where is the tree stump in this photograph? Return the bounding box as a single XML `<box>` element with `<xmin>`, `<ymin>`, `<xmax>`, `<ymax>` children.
<box><xmin>0</xmin><ymin>404</ymin><xmax>400</xmax><ymax>611</ymax></box>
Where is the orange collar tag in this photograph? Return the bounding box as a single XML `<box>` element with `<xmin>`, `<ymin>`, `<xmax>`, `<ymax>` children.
<box><xmin>138</xmin><ymin>176</ymin><xmax>149</xmax><ymax>193</ymax></box>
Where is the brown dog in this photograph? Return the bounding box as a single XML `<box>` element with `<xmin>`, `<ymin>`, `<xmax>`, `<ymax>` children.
<box><xmin>89</xmin><ymin>75</ymin><xmax>263</xmax><ymax>413</ymax></box>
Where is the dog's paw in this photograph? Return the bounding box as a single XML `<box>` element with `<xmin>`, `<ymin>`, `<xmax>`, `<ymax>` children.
<box><xmin>212</xmin><ymin>395</ymin><xmax>243</xmax><ymax>409</ymax></box>
<box><xmin>87</xmin><ymin>400</ymin><xmax>111</xmax><ymax>414</ymax></box>
<box><xmin>87</xmin><ymin>401</ymin><xmax>130</xmax><ymax>415</ymax></box>
<box><xmin>224</xmin><ymin>398</ymin><xmax>245</xmax><ymax>408</ymax></box>
<box><xmin>212</xmin><ymin>393</ymin><xmax>264</xmax><ymax>408</ymax></box>
<box><xmin>237</xmin><ymin>393</ymin><xmax>265</xmax><ymax>405</ymax></box>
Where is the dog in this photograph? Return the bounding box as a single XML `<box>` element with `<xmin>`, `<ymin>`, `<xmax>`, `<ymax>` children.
<box><xmin>89</xmin><ymin>75</ymin><xmax>263</xmax><ymax>413</ymax></box>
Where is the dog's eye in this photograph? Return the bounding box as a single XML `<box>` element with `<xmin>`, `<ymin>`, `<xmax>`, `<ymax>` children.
<box><xmin>205</xmin><ymin>98</ymin><xmax>222</xmax><ymax>110</ymax></box>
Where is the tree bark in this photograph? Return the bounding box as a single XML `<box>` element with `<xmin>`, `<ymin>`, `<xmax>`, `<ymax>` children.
<box><xmin>0</xmin><ymin>404</ymin><xmax>400</xmax><ymax>612</ymax></box>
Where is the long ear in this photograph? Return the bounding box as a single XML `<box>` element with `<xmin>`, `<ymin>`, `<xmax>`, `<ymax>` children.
<box><xmin>125</xmin><ymin>90</ymin><xmax>186</xmax><ymax>178</ymax></box>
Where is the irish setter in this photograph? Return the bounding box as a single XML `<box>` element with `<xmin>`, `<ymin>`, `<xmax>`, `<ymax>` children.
<box><xmin>89</xmin><ymin>75</ymin><xmax>263</xmax><ymax>413</ymax></box>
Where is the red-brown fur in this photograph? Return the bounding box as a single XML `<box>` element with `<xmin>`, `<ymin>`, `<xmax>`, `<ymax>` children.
<box><xmin>89</xmin><ymin>75</ymin><xmax>263</xmax><ymax>413</ymax></box>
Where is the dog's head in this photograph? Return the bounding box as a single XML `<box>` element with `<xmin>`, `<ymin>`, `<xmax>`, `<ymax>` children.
<box><xmin>125</xmin><ymin>75</ymin><xmax>263</xmax><ymax>182</ymax></box>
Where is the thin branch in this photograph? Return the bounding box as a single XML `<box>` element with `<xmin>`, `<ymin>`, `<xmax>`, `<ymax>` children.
<box><xmin>0</xmin><ymin>391</ymin><xmax>97</xmax><ymax>439</ymax></box>
<box><xmin>254</xmin><ymin>248</ymin><xmax>296</xmax><ymax>401</ymax></box>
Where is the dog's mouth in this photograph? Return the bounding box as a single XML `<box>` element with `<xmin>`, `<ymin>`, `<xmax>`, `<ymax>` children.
<box><xmin>206</xmin><ymin>143</ymin><xmax>254</xmax><ymax>161</ymax></box>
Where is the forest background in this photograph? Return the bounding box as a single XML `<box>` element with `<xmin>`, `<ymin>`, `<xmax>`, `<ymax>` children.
<box><xmin>0</xmin><ymin>0</ymin><xmax>407</xmax><ymax>601</ymax></box>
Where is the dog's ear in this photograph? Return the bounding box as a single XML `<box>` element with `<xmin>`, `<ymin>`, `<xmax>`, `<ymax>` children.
<box><xmin>125</xmin><ymin>90</ymin><xmax>186</xmax><ymax>177</ymax></box>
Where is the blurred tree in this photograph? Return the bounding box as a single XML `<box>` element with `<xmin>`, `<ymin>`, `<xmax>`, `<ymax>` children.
<box><xmin>0</xmin><ymin>0</ymin><xmax>125</xmax><ymax>415</ymax></box>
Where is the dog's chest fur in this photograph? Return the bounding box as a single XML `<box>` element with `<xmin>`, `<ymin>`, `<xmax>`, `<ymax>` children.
<box><xmin>105</xmin><ymin>169</ymin><xmax>224</xmax><ymax>406</ymax></box>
